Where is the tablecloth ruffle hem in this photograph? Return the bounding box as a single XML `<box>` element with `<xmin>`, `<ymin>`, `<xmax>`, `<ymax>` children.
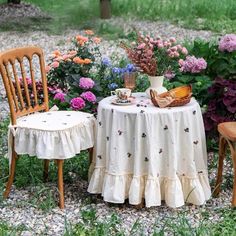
<box><xmin>88</xmin><ymin>167</ymin><xmax>211</xmax><ymax>208</ymax></box>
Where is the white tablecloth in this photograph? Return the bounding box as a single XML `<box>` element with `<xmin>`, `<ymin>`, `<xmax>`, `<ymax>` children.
<box><xmin>88</xmin><ymin>93</ymin><xmax>211</xmax><ymax>208</ymax></box>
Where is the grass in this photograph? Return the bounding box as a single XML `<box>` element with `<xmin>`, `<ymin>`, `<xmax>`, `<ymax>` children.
<box><xmin>63</xmin><ymin>207</ymin><xmax>236</xmax><ymax>236</ymax></box>
<box><xmin>1</xmin><ymin>0</ymin><xmax>236</xmax><ymax>34</ymax></box>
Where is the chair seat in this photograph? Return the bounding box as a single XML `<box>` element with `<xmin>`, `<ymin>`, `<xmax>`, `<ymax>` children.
<box><xmin>9</xmin><ymin>111</ymin><xmax>95</xmax><ymax>159</ymax></box>
<box><xmin>218</xmin><ymin>122</ymin><xmax>236</xmax><ymax>141</ymax></box>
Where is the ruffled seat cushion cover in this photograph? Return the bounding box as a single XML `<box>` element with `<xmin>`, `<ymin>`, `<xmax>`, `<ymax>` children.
<box><xmin>8</xmin><ymin>111</ymin><xmax>95</xmax><ymax>160</ymax></box>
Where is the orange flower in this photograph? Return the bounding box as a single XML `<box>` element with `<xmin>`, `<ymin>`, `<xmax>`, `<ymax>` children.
<box><xmin>68</xmin><ymin>50</ymin><xmax>77</xmax><ymax>57</ymax></box>
<box><xmin>85</xmin><ymin>30</ymin><xmax>94</xmax><ymax>35</ymax></box>
<box><xmin>52</xmin><ymin>50</ymin><xmax>61</xmax><ymax>57</ymax></box>
<box><xmin>83</xmin><ymin>58</ymin><xmax>92</xmax><ymax>64</ymax></box>
<box><xmin>76</xmin><ymin>35</ymin><xmax>88</xmax><ymax>43</ymax></box>
<box><xmin>62</xmin><ymin>54</ymin><xmax>70</xmax><ymax>60</ymax></box>
<box><xmin>93</xmin><ymin>37</ymin><xmax>101</xmax><ymax>44</ymax></box>
<box><xmin>73</xmin><ymin>57</ymin><xmax>84</xmax><ymax>64</ymax></box>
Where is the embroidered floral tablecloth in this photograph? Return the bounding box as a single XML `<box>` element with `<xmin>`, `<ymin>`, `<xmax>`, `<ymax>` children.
<box><xmin>88</xmin><ymin>93</ymin><xmax>211</xmax><ymax>208</ymax></box>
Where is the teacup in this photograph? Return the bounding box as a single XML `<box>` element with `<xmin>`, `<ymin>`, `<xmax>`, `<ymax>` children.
<box><xmin>111</xmin><ymin>88</ymin><xmax>131</xmax><ymax>102</ymax></box>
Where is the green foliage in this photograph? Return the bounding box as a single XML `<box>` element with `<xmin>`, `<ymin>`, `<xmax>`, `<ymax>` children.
<box><xmin>0</xmin><ymin>0</ymin><xmax>236</xmax><ymax>33</ymax></box>
<box><xmin>0</xmin><ymin>221</ymin><xmax>27</xmax><ymax>235</ymax></box>
<box><xmin>64</xmin><ymin>208</ymin><xmax>125</xmax><ymax>236</ymax></box>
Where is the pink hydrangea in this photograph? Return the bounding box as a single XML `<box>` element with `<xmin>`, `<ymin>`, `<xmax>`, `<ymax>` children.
<box><xmin>219</xmin><ymin>34</ymin><xmax>236</xmax><ymax>52</ymax></box>
<box><xmin>70</xmin><ymin>97</ymin><xmax>85</xmax><ymax>110</ymax></box>
<box><xmin>54</xmin><ymin>92</ymin><xmax>66</xmax><ymax>102</ymax></box>
<box><xmin>79</xmin><ymin>77</ymin><xmax>95</xmax><ymax>89</ymax></box>
<box><xmin>81</xmin><ymin>91</ymin><xmax>96</xmax><ymax>103</ymax></box>
<box><xmin>179</xmin><ymin>56</ymin><xmax>207</xmax><ymax>73</ymax></box>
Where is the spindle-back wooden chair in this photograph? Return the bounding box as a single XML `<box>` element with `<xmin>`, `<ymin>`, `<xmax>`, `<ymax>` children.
<box><xmin>0</xmin><ymin>46</ymin><xmax>93</xmax><ymax>209</ymax></box>
<box><xmin>213</xmin><ymin>122</ymin><xmax>236</xmax><ymax>207</ymax></box>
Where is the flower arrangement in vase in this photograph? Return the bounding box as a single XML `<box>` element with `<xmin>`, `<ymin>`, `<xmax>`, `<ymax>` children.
<box><xmin>121</xmin><ymin>31</ymin><xmax>188</xmax><ymax>97</ymax></box>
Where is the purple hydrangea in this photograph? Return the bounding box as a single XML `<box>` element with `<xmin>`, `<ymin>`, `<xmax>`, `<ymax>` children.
<box><xmin>219</xmin><ymin>34</ymin><xmax>236</xmax><ymax>52</ymax></box>
<box><xmin>70</xmin><ymin>97</ymin><xmax>85</xmax><ymax>110</ymax></box>
<box><xmin>179</xmin><ymin>56</ymin><xmax>207</xmax><ymax>74</ymax></box>
<box><xmin>54</xmin><ymin>92</ymin><xmax>66</xmax><ymax>102</ymax></box>
<box><xmin>81</xmin><ymin>91</ymin><xmax>96</xmax><ymax>103</ymax></box>
<box><xmin>79</xmin><ymin>77</ymin><xmax>95</xmax><ymax>89</ymax></box>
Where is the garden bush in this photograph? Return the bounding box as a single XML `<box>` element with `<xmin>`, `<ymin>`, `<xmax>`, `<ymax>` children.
<box><xmin>46</xmin><ymin>31</ymin><xmax>236</xmax><ymax>144</ymax></box>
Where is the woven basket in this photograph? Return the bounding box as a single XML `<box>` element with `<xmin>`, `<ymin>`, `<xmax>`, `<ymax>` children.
<box><xmin>150</xmin><ymin>85</ymin><xmax>192</xmax><ymax>108</ymax></box>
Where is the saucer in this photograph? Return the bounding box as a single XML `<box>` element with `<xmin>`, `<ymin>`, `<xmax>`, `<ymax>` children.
<box><xmin>111</xmin><ymin>97</ymin><xmax>135</xmax><ymax>106</ymax></box>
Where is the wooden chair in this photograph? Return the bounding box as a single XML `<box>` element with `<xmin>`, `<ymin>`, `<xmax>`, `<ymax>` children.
<box><xmin>0</xmin><ymin>46</ymin><xmax>94</xmax><ymax>209</ymax></box>
<box><xmin>214</xmin><ymin>122</ymin><xmax>236</xmax><ymax>207</ymax></box>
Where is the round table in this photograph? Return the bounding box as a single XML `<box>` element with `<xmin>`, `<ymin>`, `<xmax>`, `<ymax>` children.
<box><xmin>88</xmin><ymin>93</ymin><xmax>211</xmax><ymax>208</ymax></box>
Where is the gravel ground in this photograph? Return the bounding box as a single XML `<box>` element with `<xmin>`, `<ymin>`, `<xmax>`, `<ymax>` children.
<box><xmin>0</xmin><ymin>12</ymin><xmax>229</xmax><ymax>236</ymax></box>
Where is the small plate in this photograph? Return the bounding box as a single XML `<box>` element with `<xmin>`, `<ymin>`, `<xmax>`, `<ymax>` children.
<box><xmin>111</xmin><ymin>97</ymin><xmax>135</xmax><ymax>106</ymax></box>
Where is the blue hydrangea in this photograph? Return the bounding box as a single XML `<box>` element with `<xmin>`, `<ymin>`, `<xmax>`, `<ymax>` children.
<box><xmin>102</xmin><ymin>57</ymin><xmax>111</xmax><ymax>67</ymax></box>
<box><xmin>112</xmin><ymin>67</ymin><xmax>121</xmax><ymax>74</ymax></box>
<box><xmin>108</xmin><ymin>83</ymin><xmax>118</xmax><ymax>90</ymax></box>
<box><xmin>126</xmin><ymin>64</ymin><xmax>136</xmax><ymax>72</ymax></box>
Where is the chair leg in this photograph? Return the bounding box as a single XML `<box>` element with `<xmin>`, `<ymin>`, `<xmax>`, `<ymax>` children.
<box><xmin>3</xmin><ymin>149</ymin><xmax>17</xmax><ymax>198</ymax></box>
<box><xmin>89</xmin><ymin>147</ymin><xmax>93</xmax><ymax>165</ymax></box>
<box><xmin>230</xmin><ymin>145</ymin><xmax>236</xmax><ymax>207</ymax></box>
<box><xmin>57</xmin><ymin>160</ymin><xmax>64</xmax><ymax>209</ymax></box>
<box><xmin>43</xmin><ymin>160</ymin><xmax>50</xmax><ymax>182</ymax></box>
<box><xmin>213</xmin><ymin>135</ymin><xmax>227</xmax><ymax>197</ymax></box>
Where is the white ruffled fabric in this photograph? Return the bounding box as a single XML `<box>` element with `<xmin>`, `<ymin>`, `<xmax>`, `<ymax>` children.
<box><xmin>88</xmin><ymin>93</ymin><xmax>211</xmax><ymax>208</ymax></box>
<box><xmin>88</xmin><ymin>168</ymin><xmax>211</xmax><ymax>208</ymax></box>
<box><xmin>8</xmin><ymin>111</ymin><xmax>95</xmax><ymax>161</ymax></box>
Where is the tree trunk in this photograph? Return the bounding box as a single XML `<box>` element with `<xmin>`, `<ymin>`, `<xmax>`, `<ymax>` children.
<box><xmin>8</xmin><ymin>0</ymin><xmax>21</xmax><ymax>4</ymax></box>
<box><xmin>100</xmin><ymin>0</ymin><xmax>111</xmax><ymax>19</ymax></box>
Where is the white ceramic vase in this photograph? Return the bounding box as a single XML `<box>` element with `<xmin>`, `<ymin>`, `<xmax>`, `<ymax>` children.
<box><xmin>145</xmin><ymin>75</ymin><xmax>167</xmax><ymax>98</ymax></box>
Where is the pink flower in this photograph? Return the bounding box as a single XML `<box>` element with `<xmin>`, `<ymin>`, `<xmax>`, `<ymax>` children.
<box><xmin>137</xmin><ymin>43</ymin><xmax>146</xmax><ymax>50</ymax></box>
<box><xmin>164</xmin><ymin>70</ymin><xmax>175</xmax><ymax>80</ymax></box>
<box><xmin>45</xmin><ymin>65</ymin><xmax>51</xmax><ymax>73</ymax></box>
<box><xmin>79</xmin><ymin>77</ymin><xmax>95</xmax><ymax>89</ymax></box>
<box><xmin>219</xmin><ymin>34</ymin><xmax>236</xmax><ymax>52</ymax></box>
<box><xmin>54</xmin><ymin>92</ymin><xmax>66</xmax><ymax>102</ymax></box>
<box><xmin>180</xmin><ymin>56</ymin><xmax>207</xmax><ymax>73</ymax></box>
<box><xmin>181</xmin><ymin>47</ymin><xmax>188</xmax><ymax>55</ymax></box>
<box><xmin>18</xmin><ymin>77</ymin><xmax>32</xmax><ymax>85</ymax></box>
<box><xmin>81</xmin><ymin>91</ymin><xmax>96</xmax><ymax>103</ymax></box>
<box><xmin>70</xmin><ymin>97</ymin><xmax>85</xmax><ymax>110</ymax></box>
<box><xmin>170</xmin><ymin>37</ymin><xmax>176</xmax><ymax>43</ymax></box>
<box><xmin>51</xmin><ymin>61</ymin><xmax>60</xmax><ymax>68</ymax></box>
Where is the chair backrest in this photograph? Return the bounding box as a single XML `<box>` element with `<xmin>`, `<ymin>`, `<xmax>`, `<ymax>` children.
<box><xmin>0</xmin><ymin>46</ymin><xmax>49</xmax><ymax>125</ymax></box>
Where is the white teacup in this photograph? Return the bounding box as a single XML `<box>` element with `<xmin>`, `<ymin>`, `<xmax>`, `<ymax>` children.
<box><xmin>111</xmin><ymin>88</ymin><xmax>131</xmax><ymax>101</ymax></box>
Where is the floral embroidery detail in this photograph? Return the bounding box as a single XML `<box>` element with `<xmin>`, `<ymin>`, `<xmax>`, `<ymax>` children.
<box><xmin>97</xmin><ymin>155</ymin><xmax>102</xmax><ymax>159</ymax></box>
<box><xmin>193</xmin><ymin>110</ymin><xmax>196</xmax><ymax>115</ymax></box>
<box><xmin>144</xmin><ymin>157</ymin><xmax>149</xmax><ymax>162</ymax></box>
<box><xmin>127</xmin><ymin>153</ymin><xmax>132</xmax><ymax>158</ymax></box>
<box><xmin>118</xmin><ymin>130</ymin><xmax>123</xmax><ymax>135</ymax></box>
<box><xmin>184</xmin><ymin>128</ymin><xmax>189</xmax><ymax>132</ymax></box>
<box><xmin>193</xmin><ymin>140</ymin><xmax>198</xmax><ymax>145</ymax></box>
<box><xmin>159</xmin><ymin>148</ymin><xmax>163</xmax><ymax>154</ymax></box>
<box><xmin>164</xmin><ymin>125</ymin><xmax>168</xmax><ymax>130</ymax></box>
<box><xmin>142</xmin><ymin>133</ymin><xmax>146</xmax><ymax>138</ymax></box>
